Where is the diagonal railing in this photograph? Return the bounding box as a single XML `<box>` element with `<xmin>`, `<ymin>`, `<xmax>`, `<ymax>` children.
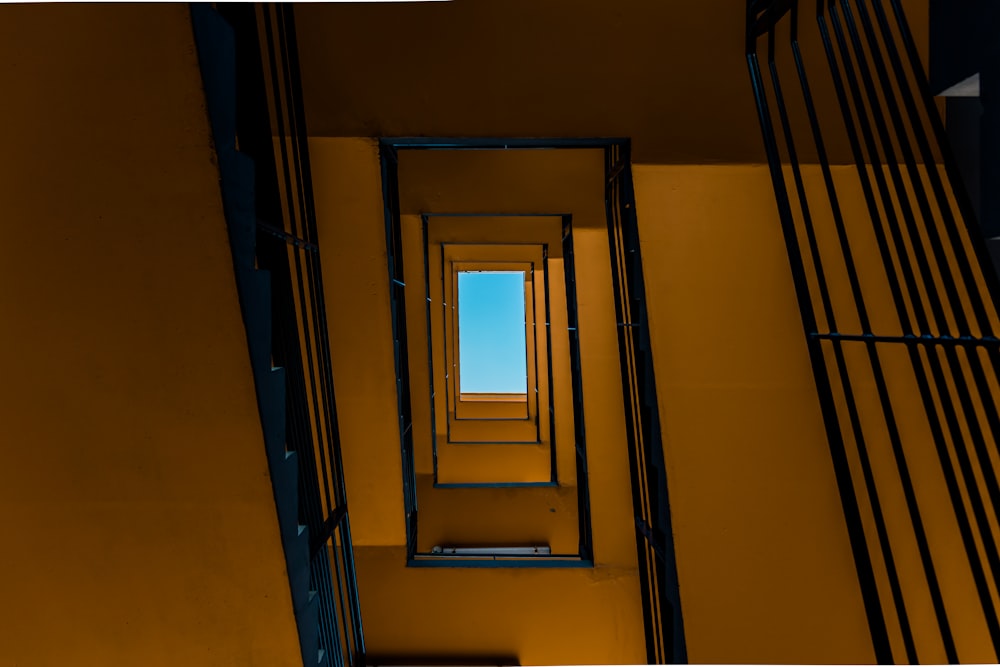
<box><xmin>747</xmin><ymin>1</ymin><xmax>1000</xmax><ymax>662</ymax></box>
<box><xmin>193</xmin><ymin>4</ymin><xmax>365</xmax><ymax>665</ymax></box>
<box><xmin>605</xmin><ymin>142</ymin><xmax>686</xmax><ymax>664</ymax></box>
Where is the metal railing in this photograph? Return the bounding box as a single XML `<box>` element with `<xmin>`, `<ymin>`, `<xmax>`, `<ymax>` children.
<box><xmin>747</xmin><ymin>1</ymin><xmax>1000</xmax><ymax>662</ymax></box>
<box><xmin>377</xmin><ymin>138</ymin><xmax>604</xmax><ymax>566</ymax></box>
<box><xmin>194</xmin><ymin>4</ymin><xmax>365</xmax><ymax>665</ymax></box>
<box><xmin>378</xmin><ymin>144</ymin><xmax>420</xmax><ymax>559</ymax></box>
<box><xmin>605</xmin><ymin>142</ymin><xmax>687</xmax><ymax>664</ymax></box>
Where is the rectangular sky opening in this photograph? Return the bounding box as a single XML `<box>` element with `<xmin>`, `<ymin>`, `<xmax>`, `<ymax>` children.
<box><xmin>457</xmin><ymin>270</ymin><xmax>528</xmax><ymax>394</ymax></box>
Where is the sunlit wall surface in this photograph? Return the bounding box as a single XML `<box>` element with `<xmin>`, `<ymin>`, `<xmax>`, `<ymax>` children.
<box><xmin>0</xmin><ymin>1</ymin><xmax>966</xmax><ymax>665</ymax></box>
<box><xmin>0</xmin><ymin>4</ymin><xmax>302</xmax><ymax>665</ymax></box>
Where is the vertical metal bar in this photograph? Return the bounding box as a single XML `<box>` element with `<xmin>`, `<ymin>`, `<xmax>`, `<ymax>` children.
<box><xmin>323</xmin><ymin>532</ymin><xmax>351</xmax><ymax>664</ymax></box>
<box><xmin>922</xmin><ymin>344</ymin><xmax>1000</xmax><ymax>652</ymax></box>
<box><xmin>816</xmin><ymin>2</ymin><xmax>933</xmax><ymax>335</ymax></box>
<box><xmin>262</xmin><ymin>6</ymin><xmax>336</xmax><ymax>527</ymax></box>
<box><xmin>806</xmin><ymin>8</ymin><xmax>998</xmax><ymax>645</ymax></box>
<box><xmin>824</xmin><ymin>8</ymin><xmax>1000</xmax><ymax>656</ymax></box>
<box><xmin>768</xmin><ymin>17</ymin><xmax>917</xmax><ymax>662</ymax></box>
<box><xmin>882</xmin><ymin>0</ymin><xmax>1000</xmax><ymax>320</ymax></box>
<box><xmin>608</xmin><ymin>141</ymin><xmax>688</xmax><ymax>663</ymax></box>
<box><xmin>749</xmin><ymin>1</ymin><xmax>1000</xmax><ymax>662</ymax></box>
<box><xmin>251</xmin><ymin>7</ymin><xmax>367</xmax><ymax>665</ymax></box>
<box><xmin>561</xmin><ymin>218</ymin><xmax>590</xmax><ymax>560</ymax></box>
<box><xmin>864</xmin><ymin>1</ymin><xmax>1000</xmax><ymax>592</ymax></box>
<box><xmin>747</xmin><ymin>6</ymin><xmax>893</xmax><ymax>657</ymax></box>
<box><xmin>380</xmin><ymin>143</ymin><xmax>418</xmax><ymax>560</ymax></box>
<box><xmin>854</xmin><ymin>0</ymin><xmax>989</xmax><ymax>325</ymax></box>
<box><xmin>825</xmin><ymin>0</ymin><xmax>950</xmax><ymax>333</ymax></box>
<box><xmin>421</xmin><ymin>216</ymin><xmax>440</xmax><ymax>485</ymax></box>
<box><xmin>834</xmin><ymin>5</ymin><xmax>1000</xmax><ymax>556</ymax></box>
<box><xmin>836</xmin><ymin>0</ymin><xmax>973</xmax><ymax>334</ymax></box>
<box><xmin>541</xmin><ymin>245</ymin><xmax>559</xmax><ymax>483</ymax></box>
<box><xmin>804</xmin><ymin>6</ymin><xmax>958</xmax><ymax>658</ymax></box>
<box><xmin>275</xmin><ymin>8</ymin><xmax>341</xmax><ymax>523</ymax></box>
<box><xmin>768</xmin><ymin>16</ymin><xmax>923</xmax><ymax>661</ymax></box>
<box><xmin>340</xmin><ymin>517</ymin><xmax>366</xmax><ymax>663</ymax></box>
<box><xmin>280</xmin><ymin>5</ymin><xmax>352</xmax><ymax>508</ymax></box>
<box><xmin>605</xmin><ymin>145</ymin><xmax>661</xmax><ymax>664</ymax></box>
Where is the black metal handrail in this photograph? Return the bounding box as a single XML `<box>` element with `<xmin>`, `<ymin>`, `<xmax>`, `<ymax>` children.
<box><xmin>378</xmin><ymin>145</ymin><xmax>420</xmax><ymax>559</ymax></box>
<box><xmin>378</xmin><ymin>139</ymin><xmax>597</xmax><ymax>566</ymax></box>
<box><xmin>747</xmin><ymin>1</ymin><xmax>1000</xmax><ymax>662</ymax></box>
<box><xmin>254</xmin><ymin>6</ymin><xmax>365</xmax><ymax>665</ymax></box>
<box><xmin>605</xmin><ymin>142</ymin><xmax>687</xmax><ymax>664</ymax></box>
<box><xmin>194</xmin><ymin>4</ymin><xmax>365</xmax><ymax>666</ymax></box>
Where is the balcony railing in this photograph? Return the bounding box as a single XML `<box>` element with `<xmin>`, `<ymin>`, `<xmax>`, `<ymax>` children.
<box><xmin>605</xmin><ymin>142</ymin><xmax>687</xmax><ymax>664</ymax></box>
<box><xmin>193</xmin><ymin>4</ymin><xmax>366</xmax><ymax>666</ymax></box>
<box><xmin>747</xmin><ymin>1</ymin><xmax>1000</xmax><ymax>662</ymax></box>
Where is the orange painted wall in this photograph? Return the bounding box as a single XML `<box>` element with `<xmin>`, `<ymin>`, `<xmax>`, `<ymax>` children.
<box><xmin>0</xmin><ymin>5</ymin><xmax>301</xmax><ymax>665</ymax></box>
<box><xmin>294</xmin><ymin>0</ymin><xmax>930</xmax><ymax>165</ymax></box>
<box><xmin>0</xmin><ymin>2</ymin><xmax>965</xmax><ymax>665</ymax></box>
<box><xmin>634</xmin><ymin>164</ymin><xmax>877</xmax><ymax>663</ymax></box>
<box><xmin>634</xmin><ymin>163</ymin><xmax>1000</xmax><ymax>663</ymax></box>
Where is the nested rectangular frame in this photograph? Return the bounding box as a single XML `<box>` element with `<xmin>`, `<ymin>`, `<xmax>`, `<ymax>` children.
<box><xmin>425</xmin><ymin>226</ymin><xmax>559</xmax><ymax>483</ymax></box>
<box><xmin>442</xmin><ymin>249</ymin><xmax>546</xmax><ymax>443</ymax></box>
<box><xmin>380</xmin><ymin>138</ymin><xmax>623</xmax><ymax>567</ymax></box>
<box><xmin>418</xmin><ymin>212</ymin><xmax>586</xmax><ymax>565</ymax></box>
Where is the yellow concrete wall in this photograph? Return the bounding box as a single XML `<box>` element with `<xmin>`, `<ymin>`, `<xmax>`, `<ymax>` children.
<box><xmin>294</xmin><ymin>0</ymin><xmax>930</xmax><ymax>164</ymax></box>
<box><xmin>634</xmin><ymin>163</ymin><xmax>1000</xmax><ymax>663</ymax></box>
<box><xmin>0</xmin><ymin>2</ymin><xmax>957</xmax><ymax>664</ymax></box>
<box><xmin>634</xmin><ymin>164</ymin><xmax>877</xmax><ymax>663</ymax></box>
<box><xmin>310</xmin><ymin>138</ymin><xmax>406</xmax><ymax>548</ymax></box>
<box><xmin>0</xmin><ymin>5</ymin><xmax>301</xmax><ymax>665</ymax></box>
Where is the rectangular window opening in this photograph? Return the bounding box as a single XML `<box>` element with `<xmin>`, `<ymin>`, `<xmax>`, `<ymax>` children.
<box><xmin>456</xmin><ymin>270</ymin><xmax>528</xmax><ymax>395</ymax></box>
<box><xmin>380</xmin><ymin>144</ymin><xmax>602</xmax><ymax>569</ymax></box>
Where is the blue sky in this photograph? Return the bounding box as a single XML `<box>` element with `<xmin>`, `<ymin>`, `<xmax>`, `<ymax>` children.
<box><xmin>457</xmin><ymin>271</ymin><xmax>527</xmax><ymax>393</ymax></box>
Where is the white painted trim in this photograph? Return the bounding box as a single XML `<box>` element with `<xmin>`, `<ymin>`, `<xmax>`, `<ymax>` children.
<box><xmin>939</xmin><ymin>72</ymin><xmax>981</xmax><ymax>97</ymax></box>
